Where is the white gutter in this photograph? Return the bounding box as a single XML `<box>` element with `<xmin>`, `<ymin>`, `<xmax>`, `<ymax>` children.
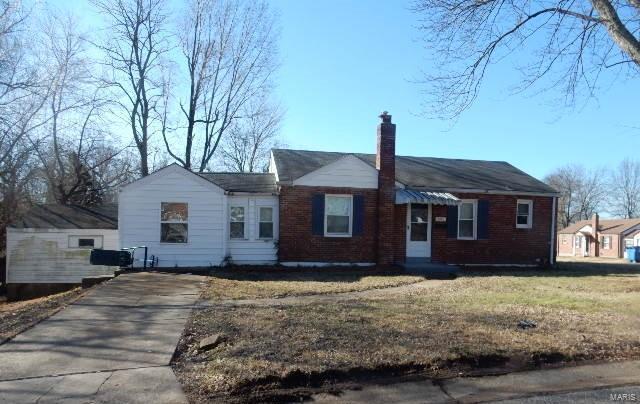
<box><xmin>550</xmin><ymin>196</ymin><xmax>557</xmax><ymax>265</ymax></box>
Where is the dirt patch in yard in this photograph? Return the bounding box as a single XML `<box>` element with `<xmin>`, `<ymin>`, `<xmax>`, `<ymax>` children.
<box><xmin>0</xmin><ymin>288</ymin><xmax>86</xmax><ymax>343</ymax></box>
<box><xmin>173</xmin><ymin>265</ymin><xmax>640</xmax><ymax>403</ymax></box>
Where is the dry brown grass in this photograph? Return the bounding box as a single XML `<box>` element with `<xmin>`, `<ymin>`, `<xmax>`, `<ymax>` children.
<box><xmin>173</xmin><ymin>263</ymin><xmax>640</xmax><ymax>402</ymax></box>
<box><xmin>0</xmin><ymin>288</ymin><xmax>85</xmax><ymax>343</ymax></box>
<box><xmin>202</xmin><ymin>267</ymin><xmax>425</xmax><ymax>300</ymax></box>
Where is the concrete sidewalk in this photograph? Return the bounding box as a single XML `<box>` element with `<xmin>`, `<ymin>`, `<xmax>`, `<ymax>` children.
<box><xmin>0</xmin><ymin>272</ymin><xmax>203</xmax><ymax>403</ymax></box>
<box><xmin>311</xmin><ymin>360</ymin><xmax>640</xmax><ymax>403</ymax></box>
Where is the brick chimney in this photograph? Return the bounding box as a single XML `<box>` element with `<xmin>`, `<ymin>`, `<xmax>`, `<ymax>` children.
<box><xmin>376</xmin><ymin>111</ymin><xmax>396</xmax><ymax>266</ymax></box>
<box><xmin>592</xmin><ymin>213</ymin><xmax>599</xmax><ymax>257</ymax></box>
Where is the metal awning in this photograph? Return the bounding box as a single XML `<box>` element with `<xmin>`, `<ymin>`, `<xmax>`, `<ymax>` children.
<box><xmin>395</xmin><ymin>189</ymin><xmax>461</xmax><ymax>205</ymax></box>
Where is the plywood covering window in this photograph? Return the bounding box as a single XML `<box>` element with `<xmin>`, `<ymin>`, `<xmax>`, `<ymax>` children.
<box><xmin>230</xmin><ymin>206</ymin><xmax>245</xmax><ymax>239</ymax></box>
<box><xmin>161</xmin><ymin>202</ymin><xmax>188</xmax><ymax>243</ymax></box>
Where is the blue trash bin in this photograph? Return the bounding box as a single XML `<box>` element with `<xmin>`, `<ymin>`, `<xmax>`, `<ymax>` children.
<box><xmin>627</xmin><ymin>247</ymin><xmax>638</xmax><ymax>263</ymax></box>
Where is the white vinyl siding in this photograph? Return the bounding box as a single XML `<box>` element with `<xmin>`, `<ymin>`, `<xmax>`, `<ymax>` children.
<box><xmin>6</xmin><ymin>228</ymin><xmax>118</xmax><ymax>283</ymax></box>
<box><xmin>119</xmin><ymin>166</ymin><xmax>226</xmax><ymax>267</ymax></box>
<box><xmin>293</xmin><ymin>155</ymin><xmax>378</xmax><ymax>189</ymax></box>
<box><xmin>227</xmin><ymin>195</ymin><xmax>278</xmax><ymax>264</ymax></box>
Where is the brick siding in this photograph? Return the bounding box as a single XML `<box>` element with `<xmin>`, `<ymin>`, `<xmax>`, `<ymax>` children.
<box><xmin>278</xmin><ymin>186</ymin><xmax>554</xmax><ymax>266</ymax></box>
<box><xmin>431</xmin><ymin>193</ymin><xmax>554</xmax><ymax>265</ymax></box>
<box><xmin>278</xmin><ymin>185</ymin><xmax>379</xmax><ymax>263</ymax></box>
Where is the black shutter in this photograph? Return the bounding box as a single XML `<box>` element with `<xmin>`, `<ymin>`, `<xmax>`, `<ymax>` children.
<box><xmin>447</xmin><ymin>205</ymin><xmax>458</xmax><ymax>238</ymax></box>
<box><xmin>477</xmin><ymin>200</ymin><xmax>489</xmax><ymax>239</ymax></box>
<box><xmin>353</xmin><ymin>195</ymin><xmax>365</xmax><ymax>236</ymax></box>
<box><xmin>311</xmin><ymin>194</ymin><xmax>325</xmax><ymax>235</ymax></box>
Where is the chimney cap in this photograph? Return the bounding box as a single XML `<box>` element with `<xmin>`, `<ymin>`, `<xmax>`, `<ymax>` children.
<box><xmin>379</xmin><ymin>111</ymin><xmax>392</xmax><ymax>123</ymax></box>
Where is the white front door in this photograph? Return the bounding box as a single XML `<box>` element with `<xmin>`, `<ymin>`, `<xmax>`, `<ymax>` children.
<box><xmin>406</xmin><ymin>203</ymin><xmax>431</xmax><ymax>258</ymax></box>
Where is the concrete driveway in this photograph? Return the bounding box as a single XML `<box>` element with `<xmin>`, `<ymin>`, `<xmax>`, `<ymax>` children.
<box><xmin>0</xmin><ymin>272</ymin><xmax>203</xmax><ymax>403</ymax></box>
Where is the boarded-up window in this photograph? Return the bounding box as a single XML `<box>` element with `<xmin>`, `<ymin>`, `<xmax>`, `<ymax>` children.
<box><xmin>161</xmin><ymin>202</ymin><xmax>188</xmax><ymax>243</ymax></box>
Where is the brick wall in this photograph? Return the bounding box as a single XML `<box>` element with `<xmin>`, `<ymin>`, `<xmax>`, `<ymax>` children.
<box><xmin>278</xmin><ymin>185</ymin><xmax>379</xmax><ymax>263</ymax></box>
<box><xmin>278</xmin><ymin>186</ymin><xmax>554</xmax><ymax>266</ymax></box>
<box><xmin>431</xmin><ymin>193</ymin><xmax>554</xmax><ymax>265</ymax></box>
<box><xmin>600</xmin><ymin>234</ymin><xmax>621</xmax><ymax>258</ymax></box>
<box><xmin>557</xmin><ymin>234</ymin><xmax>575</xmax><ymax>256</ymax></box>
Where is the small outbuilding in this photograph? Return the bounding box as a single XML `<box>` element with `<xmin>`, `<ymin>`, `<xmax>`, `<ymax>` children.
<box><xmin>6</xmin><ymin>204</ymin><xmax>119</xmax><ymax>300</ymax></box>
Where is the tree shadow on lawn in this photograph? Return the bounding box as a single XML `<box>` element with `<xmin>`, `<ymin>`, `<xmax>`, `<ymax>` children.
<box><xmin>206</xmin><ymin>265</ymin><xmax>428</xmax><ymax>283</ymax></box>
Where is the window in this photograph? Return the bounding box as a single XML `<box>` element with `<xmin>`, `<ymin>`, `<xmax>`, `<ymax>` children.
<box><xmin>325</xmin><ymin>195</ymin><xmax>352</xmax><ymax>236</ymax></box>
<box><xmin>625</xmin><ymin>238</ymin><xmax>634</xmax><ymax>248</ymax></box>
<box><xmin>69</xmin><ymin>235</ymin><xmax>103</xmax><ymax>249</ymax></box>
<box><xmin>575</xmin><ymin>236</ymin><xmax>582</xmax><ymax>248</ymax></box>
<box><xmin>516</xmin><ymin>199</ymin><xmax>533</xmax><ymax>229</ymax></box>
<box><xmin>78</xmin><ymin>238</ymin><xmax>95</xmax><ymax>248</ymax></box>
<box><xmin>161</xmin><ymin>202</ymin><xmax>188</xmax><ymax>243</ymax></box>
<box><xmin>562</xmin><ymin>235</ymin><xmax>568</xmax><ymax>245</ymax></box>
<box><xmin>410</xmin><ymin>205</ymin><xmax>429</xmax><ymax>241</ymax></box>
<box><xmin>458</xmin><ymin>200</ymin><xmax>477</xmax><ymax>240</ymax></box>
<box><xmin>230</xmin><ymin>206</ymin><xmax>245</xmax><ymax>239</ymax></box>
<box><xmin>602</xmin><ymin>236</ymin><xmax>611</xmax><ymax>250</ymax></box>
<box><xmin>258</xmin><ymin>207</ymin><xmax>274</xmax><ymax>239</ymax></box>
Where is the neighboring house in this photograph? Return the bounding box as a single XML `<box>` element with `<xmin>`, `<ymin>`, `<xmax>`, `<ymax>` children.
<box><xmin>5</xmin><ymin>204</ymin><xmax>119</xmax><ymax>299</ymax></box>
<box><xmin>557</xmin><ymin>214</ymin><xmax>640</xmax><ymax>259</ymax></box>
<box><xmin>119</xmin><ymin>112</ymin><xmax>559</xmax><ymax>267</ymax></box>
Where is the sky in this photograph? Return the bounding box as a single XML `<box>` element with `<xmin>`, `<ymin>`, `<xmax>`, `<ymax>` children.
<box><xmin>48</xmin><ymin>0</ymin><xmax>640</xmax><ymax>180</ymax></box>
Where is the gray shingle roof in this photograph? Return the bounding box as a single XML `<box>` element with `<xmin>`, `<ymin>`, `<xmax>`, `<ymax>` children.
<box><xmin>199</xmin><ymin>172</ymin><xmax>277</xmax><ymax>193</ymax></box>
<box><xmin>558</xmin><ymin>219</ymin><xmax>640</xmax><ymax>235</ymax></box>
<box><xmin>11</xmin><ymin>204</ymin><xmax>118</xmax><ymax>230</ymax></box>
<box><xmin>271</xmin><ymin>149</ymin><xmax>557</xmax><ymax>194</ymax></box>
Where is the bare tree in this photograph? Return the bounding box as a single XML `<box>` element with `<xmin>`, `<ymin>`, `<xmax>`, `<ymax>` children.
<box><xmin>609</xmin><ymin>158</ymin><xmax>640</xmax><ymax>218</ymax></box>
<box><xmin>163</xmin><ymin>0</ymin><xmax>278</xmax><ymax>172</ymax></box>
<box><xmin>219</xmin><ymin>98</ymin><xmax>283</xmax><ymax>172</ymax></box>
<box><xmin>0</xmin><ymin>1</ymin><xmax>51</xmax><ymax>251</ymax></box>
<box><xmin>92</xmin><ymin>0</ymin><xmax>169</xmax><ymax>176</ymax></box>
<box><xmin>545</xmin><ymin>164</ymin><xmax>606</xmax><ymax>228</ymax></box>
<box><xmin>413</xmin><ymin>0</ymin><xmax>640</xmax><ymax>118</ymax></box>
<box><xmin>32</xmin><ymin>12</ymin><xmax>134</xmax><ymax>206</ymax></box>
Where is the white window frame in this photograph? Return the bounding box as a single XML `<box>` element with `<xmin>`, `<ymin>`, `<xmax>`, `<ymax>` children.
<box><xmin>575</xmin><ymin>235</ymin><xmax>582</xmax><ymax>248</ymax></box>
<box><xmin>602</xmin><ymin>236</ymin><xmax>611</xmax><ymax>250</ymax></box>
<box><xmin>229</xmin><ymin>205</ymin><xmax>247</xmax><ymax>240</ymax></box>
<box><xmin>516</xmin><ymin>199</ymin><xmax>533</xmax><ymax>229</ymax></box>
<box><xmin>160</xmin><ymin>202</ymin><xmax>189</xmax><ymax>244</ymax></box>
<box><xmin>457</xmin><ymin>199</ymin><xmax>477</xmax><ymax>240</ymax></box>
<box><xmin>324</xmin><ymin>194</ymin><xmax>353</xmax><ymax>237</ymax></box>
<box><xmin>258</xmin><ymin>206</ymin><xmax>274</xmax><ymax>240</ymax></box>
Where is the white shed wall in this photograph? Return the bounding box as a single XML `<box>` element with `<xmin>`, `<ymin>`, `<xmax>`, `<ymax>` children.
<box><xmin>227</xmin><ymin>195</ymin><xmax>279</xmax><ymax>264</ymax></box>
<box><xmin>6</xmin><ymin>228</ymin><xmax>119</xmax><ymax>283</ymax></box>
<box><xmin>119</xmin><ymin>166</ymin><xmax>226</xmax><ymax>267</ymax></box>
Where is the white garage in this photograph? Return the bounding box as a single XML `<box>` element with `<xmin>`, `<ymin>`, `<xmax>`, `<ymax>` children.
<box><xmin>6</xmin><ymin>204</ymin><xmax>119</xmax><ymax>299</ymax></box>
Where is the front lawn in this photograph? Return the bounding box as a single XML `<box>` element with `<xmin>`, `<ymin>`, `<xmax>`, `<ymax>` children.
<box><xmin>173</xmin><ymin>264</ymin><xmax>640</xmax><ymax>403</ymax></box>
<box><xmin>202</xmin><ymin>267</ymin><xmax>425</xmax><ymax>300</ymax></box>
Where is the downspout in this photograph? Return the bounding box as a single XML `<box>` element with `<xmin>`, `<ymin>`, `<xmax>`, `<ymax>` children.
<box><xmin>550</xmin><ymin>196</ymin><xmax>557</xmax><ymax>266</ymax></box>
<box><xmin>222</xmin><ymin>193</ymin><xmax>228</xmax><ymax>266</ymax></box>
